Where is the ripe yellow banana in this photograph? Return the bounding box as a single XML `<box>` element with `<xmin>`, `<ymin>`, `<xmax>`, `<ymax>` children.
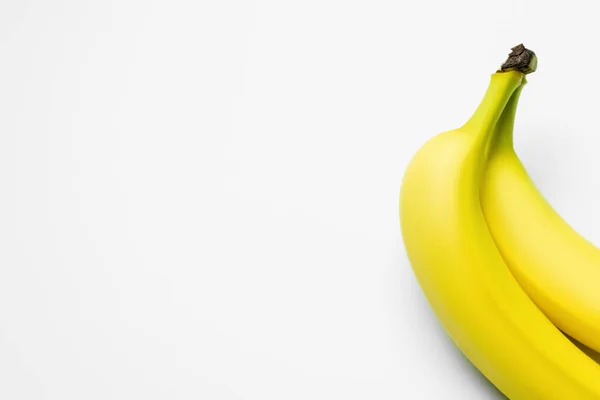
<box><xmin>571</xmin><ymin>336</ymin><xmax>600</xmax><ymax>365</ymax></box>
<box><xmin>480</xmin><ymin>70</ymin><xmax>600</xmax><ymax>355</ymax></box>
<box><xmin>400</xmin><ymin>45</ymin><xmax>600</xmax><ymax>399</ymax></box>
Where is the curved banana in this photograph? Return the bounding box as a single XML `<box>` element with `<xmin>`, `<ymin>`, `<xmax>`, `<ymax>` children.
<box><xmin>480</xmin><ymin>69</ymin><xmax>600</xmax><ymax>354</ymax></box>
<box><xmin>400</xmin><ymin>46</ymin><xmax>600</xmax><ymax>399</ymax></box>
<box><xmin>570</xmin><ymin>336</ymin><xmax>600</xmax><ymax>365</ymax></box>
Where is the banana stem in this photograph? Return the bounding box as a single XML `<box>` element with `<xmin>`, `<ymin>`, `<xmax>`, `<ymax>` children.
<box><xmin>487</xmin><ymin>83</ymin><xmax>525</xmax><ymax>154</ymax></box>
<box><xmin>460</xmin><ymin>71</ymin><xmax>523</xmax><ymax>137</ymax></box>
<box><xmin>498</xmin><ymin>44</ymin><xmax>537</xmax><ymax>75</ymax></box>
<box><xmin>461</xmin><ymin>44</ymin><xmax>536</xmax><ymax>149</ymax></box>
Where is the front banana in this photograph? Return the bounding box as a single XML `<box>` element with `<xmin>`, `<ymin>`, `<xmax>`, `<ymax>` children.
<box><xmin>400</xmin><ymin>45</ymin><xmax>600</xmax><ymax>399</ymax></box>
<box><xmin>480</xmin><ymin>69</ymin><xmax>600</xmax><ymax>354</ymax></box>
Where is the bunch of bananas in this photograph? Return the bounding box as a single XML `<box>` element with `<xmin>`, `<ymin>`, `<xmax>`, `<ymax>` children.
<box><xmin>399</xmin><ymin>44</ymin><xmax>600</xmax><ymax>399</ymax></box>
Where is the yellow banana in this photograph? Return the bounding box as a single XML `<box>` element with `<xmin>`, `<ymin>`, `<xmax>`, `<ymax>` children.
<box><xmin>400</xmin><ymin>45</ymin><xmax>600</xmax><ymax>399</ymax></box>
<box><xmin>570</xmin><ymin>336</ymin><xmax>600</xmax><ymax>365</ymax></box>
<box><xmin>480</xmin><ymin>68</ymin><xmax>600</xmax><ymax>354</ymax></box>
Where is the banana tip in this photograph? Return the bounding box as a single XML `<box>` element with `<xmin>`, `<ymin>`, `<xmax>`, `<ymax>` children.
<box><xmin>499</xmin><ymin>44</ymin><xmax>537</xmax><ymax>75</ymax></box>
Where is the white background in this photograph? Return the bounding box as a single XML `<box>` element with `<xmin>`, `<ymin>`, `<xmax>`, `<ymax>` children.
<box><xmin>1</xmin><ymin>1</ymin><xmax>599</xmax><ymax>399</ymax></box>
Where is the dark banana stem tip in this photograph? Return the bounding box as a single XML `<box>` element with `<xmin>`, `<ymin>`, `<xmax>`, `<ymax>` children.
<box><xmin>498</xmin><ymin>44</ymin><xmax>537</xmax><ymax>75</ymax></box>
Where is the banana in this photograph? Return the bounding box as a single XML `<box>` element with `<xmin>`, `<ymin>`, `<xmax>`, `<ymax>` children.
<box><xmin>480</xmin><ymin>64</ymin><xmax>600</xmax><ymax>355</ymax></box>
<box><xmin>570</xmin><ymin>336</ymin><xmax>600</xmax><ymax>365</ymax></box>
<box><xmin>400</xmin><ymin>45</ymin><xmax>600</xmax><ymax>399</ymax></box>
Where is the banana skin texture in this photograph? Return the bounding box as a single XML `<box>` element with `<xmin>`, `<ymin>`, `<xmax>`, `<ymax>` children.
<box><xmin>400</xmin><ymin>68</ymin><xmax>600</xmax><ymax>398</ymax></box>
<box><xmin>480</xmin><ymin>83</ymin><xmax>600</xmax><ymax>355</ymax></box>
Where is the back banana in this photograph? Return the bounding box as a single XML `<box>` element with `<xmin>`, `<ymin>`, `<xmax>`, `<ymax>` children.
<box><xmin>480</xmin><ymin>76</ymin><xmax>600</xmax><ymax>354</ymax></box>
